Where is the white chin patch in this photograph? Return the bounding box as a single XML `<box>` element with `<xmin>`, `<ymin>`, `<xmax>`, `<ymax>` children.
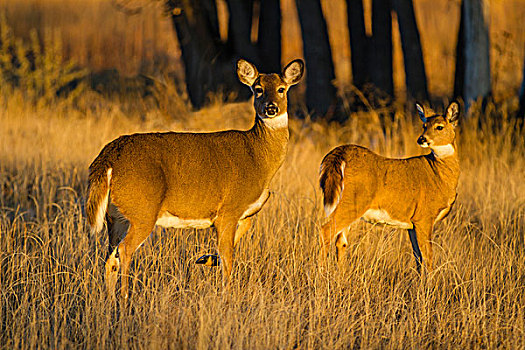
<box><xmin>260</xmin><ymin>112</ymin><xmax>288</xmax><ymax>129</ymax></box>
<box><xmin>431</xmin><ymin>144</ymin><xmax>455</xmax><ymax>158</ymax></box>
<box><xmin>419</xmin><ymin>143</ymin><xmax>429</xmax><ymax>148</ymax></box>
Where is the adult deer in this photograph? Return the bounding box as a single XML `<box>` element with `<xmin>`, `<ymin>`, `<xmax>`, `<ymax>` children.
<box><xmin>87</xmin><ymin>59</ymin><xmax>304</xmax><ymax>298</ymax></box>
<box><xmin>319</xmin><ymin>102</ymin><xmax>460</xmax><ymax>271</ymax></box>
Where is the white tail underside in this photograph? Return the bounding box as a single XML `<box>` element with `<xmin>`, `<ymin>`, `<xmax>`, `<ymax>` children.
<box><xmin>91</xmin><ymin>168</ymin><xmax>112</xmax><ymax>234</ymax></box>
<box><xmin>324</xmin><ymin>162</ymin><xmax>346</xmax><ymax>217</ymax></box>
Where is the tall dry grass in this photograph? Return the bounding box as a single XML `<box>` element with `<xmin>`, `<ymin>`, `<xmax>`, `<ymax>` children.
<box><xmin>1</xmin><ymin>88</ymin><xmax>524</xmax><ymax>348</ymax></box>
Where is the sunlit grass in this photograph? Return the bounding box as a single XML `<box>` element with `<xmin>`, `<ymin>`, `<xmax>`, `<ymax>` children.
<box><xmin>1</xmin><ymin>92</ymin><xmax>524</xmax><ymax>348</ymax></box>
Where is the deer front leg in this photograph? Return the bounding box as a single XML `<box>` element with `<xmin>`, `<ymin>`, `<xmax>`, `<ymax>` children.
<box><xmin>407</xmin><ymin>228</ymin><xmax>423</xmax><ymax>273</ymax></box>
<box><xmin>196</xmin><ymin>217</ymin><xmax>252</xmax><ymax>267</ymax></box>
<box><xmin>409</xmin><ymin>221</ymin><xmax>434</xmax><ymax>272</ymax></box>
<box><xmin>214</xmin><ymin>216</ymin><xmax>238</xmax><ymax>286</ymax></box>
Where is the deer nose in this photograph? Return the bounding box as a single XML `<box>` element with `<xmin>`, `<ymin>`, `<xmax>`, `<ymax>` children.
<box><xmin>264</xmin><ymin>102</ymin><xmax>279</xmax><ymax>117</ymax></box>
<box><xmin>417</xmin><ymin>135</ymin><xmax>428</xmax><ymax>145</ymax></box>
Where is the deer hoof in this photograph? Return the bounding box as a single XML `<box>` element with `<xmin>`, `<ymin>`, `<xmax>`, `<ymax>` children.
<box><xmin>196</xmin><ymin>254</ymin><xmax>221</xmax><ymax>267</ymax></box>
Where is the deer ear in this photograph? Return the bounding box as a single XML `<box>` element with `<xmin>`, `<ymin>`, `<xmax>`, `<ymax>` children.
<box><xmin>237</xmin><ymin>59</ymin><xmax>259</xmax><ymax>86</ymax></box>
<box><xmin>282</xmin><ymin>59</ymin><xmax>304</xmax><ymax>86</ymax></box>
<box><xmin>446</xmin><ymin>101</ymin><xmax>460</xmax><ymax>126</ymax></box>
<box><xmin>416</xmin><ymin>103</ymin><xmax>426</xmax><ymax>123</ymax></box>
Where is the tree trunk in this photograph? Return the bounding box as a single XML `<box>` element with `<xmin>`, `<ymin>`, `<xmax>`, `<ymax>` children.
<box><xmin>369</xmin><ymin>0</ymin><xmax>393</xmax><ymax>97</ymax></box>
<box><xmin>167</xmin><ymin>0</ymin><xmax>257</xmax><ymax>108</ymax></box>
<box><xmin>392</xmin><ymin>0</ymin><xmax>428</xmax><ymax>102</ymax></box>
<box><xmin>295</xmin><ymin>0</ymin><xmax>337</xmax><ymax>118</ymax></box>
<box><xmin>454</xmin><ymin>0</ymin><xmax>491</xmax><ymax>112</ymax></box>
<box><xmin>347</xmin><ymin>0</ymin><xmax>368</xmax><ymax>89</ymax></box>
<box><xmin>453</xmin><ymin>5</ymin><xmax>465</xmax><ymax>101</ymax></box>
<box><xmin>518</xmin><ymin>53</ymin><xmax>525</xmax><ymax>120</ymax></box>
<box><xmin>201</xmin><ymin>0</ymin><xmax>221</xmax><ymax>42</ymax></box>
<box><xmin>226</xmin><ymin>0</ymin><xmax>258</xmax><ymax>63</ymax></box>
<box><xmin>167</xmin><ymin>0</ymin><xmax>228</xmax><ymax>108</ymax></box>
<box><xmin>346</xmin><ymin>0</ymin><xmax>394</xmax><ymax>103</ymax></box>
<box><xmin>257</xmin><ymin>0</ymin><xmax>281</xmax><ymax>73</ymax></box>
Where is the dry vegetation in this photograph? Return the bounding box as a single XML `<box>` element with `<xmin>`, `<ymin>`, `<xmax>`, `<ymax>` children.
<box><xmin>1</xmin><ymin>0</ymin><xmax>525</xmax><ymax>348</ymax></box>
<box><xmin>1</xmin><ymin>91</ymin><xmax>524</xmax><ymax>348</ymax></box>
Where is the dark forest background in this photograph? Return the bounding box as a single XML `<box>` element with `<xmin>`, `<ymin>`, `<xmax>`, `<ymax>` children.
<box><xmin>2</xmin><ymin>0</ymin><xmax>524</xmax><ymax>120</ymax></box>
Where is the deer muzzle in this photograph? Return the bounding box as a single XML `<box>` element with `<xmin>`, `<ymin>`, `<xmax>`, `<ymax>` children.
<box><xmin>264</xmin><ymin>102</ymin><xmax>279</xmax><ymax>117</ymax></box>
<box><xmin>417</xmin><ymin>135</ymin><xmax>429</xmax><ymax>147</ymax></box>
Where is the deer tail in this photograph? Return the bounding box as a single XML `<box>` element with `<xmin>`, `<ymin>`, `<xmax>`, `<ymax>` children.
<box><xmin>319</xmin><ymin>146</ymin><xmax>347</xmax><ymax>217</ymax></box>
<box><xmin>86</xmin><ymin>148</ymin><xmax>114</xmax><ymax>235</ymax></box>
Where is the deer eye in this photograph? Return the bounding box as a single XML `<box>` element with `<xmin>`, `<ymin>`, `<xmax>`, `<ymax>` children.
<box><xmin>254</xmin><ymin>87</ymin><xmax>263</xmax><ymax>96</ymax></box>
<box><xmin>278</xmin><ymin>87</ymin><xmax>285</xmax><ymax>94</ymax></box>
<box><xmin>436</xmin><ymin>125</ymin><xmax>444</xmax><ymax>130</ymax></box>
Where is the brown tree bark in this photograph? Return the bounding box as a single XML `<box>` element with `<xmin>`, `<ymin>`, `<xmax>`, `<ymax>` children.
<box><xmin>392</xmin><ymin>0</ymin><xmax>428</xmax><ymax>102</ymax></box>
<box><xmin>518</xmin><ymin>54</ymin><xmax>525</xmax><ymax>120</ymax></box>
<box><xmin>166</xmin><ymin>0</ymin><xmax>282</xmax><ymax>109</ymax></box>
<box><xmin>227</xmin><ymin>0</ymin><xmax>258</xmax><ymax>63</ymax></box>
<box><xmin>369</xmin><ymin>0</ymin><xmax>393</xmax><ymax>97</ymax></box>
<box><xmin>346</xmin><ymin>0</ymin><xmax>393</xmax><ymax>101</ymax></box>
<box><xmin>257</xmin><ymin>0</ymin><xmax>282</xmax><ymax>73</ymax></box>
<box><xmin>295</xmin><ymin>0</ymin><xmax>337</xmax><ymax>118</ymax></box>
<box><xmin>167</xmin><ymin>0</ymin><xmax>232</xmax><ymax>108</ymax></box>
<box><xmin>453</xmin><ymin>6</ymin><xmax>465</xmax><ymax>101</ymax></box>
<box><xmin>454</xmin><ymin>0</ymin><xmax>491</xmax><ymax>112</ymax></box>
<box><xmin>347</xmin><ymin>0</ymin><xmax>368</xmax><ymax>89</ymax></box>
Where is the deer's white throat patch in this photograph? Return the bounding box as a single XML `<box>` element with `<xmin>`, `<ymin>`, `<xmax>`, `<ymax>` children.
<box><xmin>431</xmin><ymin>144</ymin><xmax>455</xmax><ymax>158</ymax></box>
<box><xmin>156</xmin><ymin>212</ymin><xmax>214</xmax><ymax>229</ymax></box>
<box><xmin>260</xmin><ymin>112</ymin><xmax>288</xmax><ymax>129</ymax></box>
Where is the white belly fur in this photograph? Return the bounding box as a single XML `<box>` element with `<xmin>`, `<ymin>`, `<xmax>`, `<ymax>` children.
<box><xmin>156</xmin><ymin>212</ymin><xmax>213</xmax><ymax>229</ymax></box>
<box><xmin>361</xmin><ymin>209</ymin><xmax>413</xmax><ymax>229</ymax></box>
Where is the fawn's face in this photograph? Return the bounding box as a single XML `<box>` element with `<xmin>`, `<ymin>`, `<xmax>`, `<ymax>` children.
<box><xmin>416</xmin><ymin>102</ymin><xmax>459</xmax><ymax>154</ymax></box>
<box><xmin>237</xmin><ymin>59</ymin><xmax>304</xmax><ymax>119</ymax></box>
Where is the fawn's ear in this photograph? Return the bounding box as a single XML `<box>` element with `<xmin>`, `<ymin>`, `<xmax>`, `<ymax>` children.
<box><xmin>282</xmin><ymin>59</ymin><xmax>304</xmax><ymax>86</ymax></box>
<box><xmin>237</xmin><ymin>59</ymin><xmax>259</xmax><ymax>86</ymax></box>
<box><xmin>416</xmin><ymin>103</ymin><xmax>426</xmax><ymax>123</ymax></box>
<box><xmin>445</xmin><ymin>101</ymin><xmax>460</xmax><ymax>126</ymax></box>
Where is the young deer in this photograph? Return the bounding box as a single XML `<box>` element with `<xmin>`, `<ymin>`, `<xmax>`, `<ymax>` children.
<box><xmin>319</xmin><ymin>102</ymin><xmax>460</xmax><ymax>271</ymax></box>
<box><xmin>87</xmin><ymin>59</ymin><xmax>304</xmax><ymax>298</ymax></box>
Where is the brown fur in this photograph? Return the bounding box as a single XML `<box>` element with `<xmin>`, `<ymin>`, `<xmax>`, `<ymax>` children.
<box><xmin>319</xmin><ymin>102</ymin><xmax>460</xmax><ymax>271</ymax></box>
<box><xmin>87</xmin><ymin>59</ymin><xmax>304</xmax><ymax>299</ymax></box>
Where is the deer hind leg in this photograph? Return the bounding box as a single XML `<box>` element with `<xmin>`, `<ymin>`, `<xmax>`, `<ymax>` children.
<box><xmin>335</xmin><ymin>229</ymin><xmax>349</xmax><ymax>265</ymax></box>
<box><xmin>105</xmin><ymin>248</ymin><xmax>120</xmax><ymax>300</ymax></box>
<box><xmin>105</xmin><ymin>205</ymin><xmax>130</xmax><ymax>299</ymax></box>
<box><xmin>116</xmin><ymin>219</ymin><xmax>157</xmax><ymax>300</ymax></box>
<box><xmin>234</xmin><ymin>217</ymin><xmax>252</xmax><ymax>248</ymax></box>
<box><xmin>319</xmin><ymin>210</ymin><xmax>357</xmax><ymax>265</ymax></box>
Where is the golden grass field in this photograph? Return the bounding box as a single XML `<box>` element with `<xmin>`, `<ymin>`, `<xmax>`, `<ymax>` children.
<box><xmin>1</xmin><ymin>0</ymin><xmax>525</xmax><ymax>348</ymax></box>
<box><xmin>1</xmin><ymin>91</ymin><xmax>524</xmax><ymax>348</ymax></box>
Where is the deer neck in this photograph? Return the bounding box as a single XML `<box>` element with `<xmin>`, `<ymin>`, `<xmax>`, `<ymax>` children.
<box><xmin>427</xmin><ymin>140</ymin><xmax>460</xmax><ymax>191</ymax></box>
<box><xmin>246</xmin><ymin>113</ymin><xmax>290</xmax><ymax>175</ymax></box>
